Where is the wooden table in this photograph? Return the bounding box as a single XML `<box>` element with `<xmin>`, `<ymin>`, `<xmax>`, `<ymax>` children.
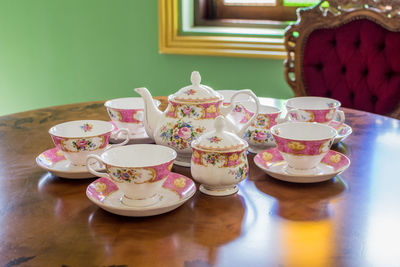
<box><xmin>0</xmin><ymin>97</ymin><xmax>399</xmax><ymax>267</ymax></box>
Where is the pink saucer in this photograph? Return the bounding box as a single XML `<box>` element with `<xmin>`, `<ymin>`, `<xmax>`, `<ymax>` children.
<box><xmin>36</xmin><ymin>148</ymin><xmax>101</xmax><ymax>179</ymax></box>
<box><xmin>254</xmin><ymin>148</ymin><xmax>350</xmax><ymax>183</ymax></box>
<box><xmin>86</xmin><ymin>172</ymin><xmax>196</xmax><ymax>216</ymax></box>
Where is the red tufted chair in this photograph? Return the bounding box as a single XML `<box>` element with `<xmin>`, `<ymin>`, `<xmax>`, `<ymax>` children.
<box><xmin>284</xmin><ymin>0</ymin><xmax>400</xmax><ymax>119</ymax></box>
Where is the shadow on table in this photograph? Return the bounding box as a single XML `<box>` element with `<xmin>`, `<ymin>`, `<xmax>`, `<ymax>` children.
<box><xmin>255</xmin><ymin>176</ymin><xmax>347</xmax><ymax>221</ymax></box>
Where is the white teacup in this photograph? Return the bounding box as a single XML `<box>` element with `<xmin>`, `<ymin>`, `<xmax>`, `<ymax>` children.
<box><xmin>86</xmin><ymin>144</ymin><xmax>177</xmax><ymax>207</ymax></box>
<box><xmin>270</xmin><ymin>122</ymin><xmax>337</xmax><ymax>175</ymax></box>
<box><xmin>104</xmin><ymin>97</ymin><xmax>161</xmax><ymax>136</ymax></box>
<box><xmin>49</xmin><ymin>120</ymin><xmax>129</xmax><ymax>166</ymax></box>
<box><xmin>285</xmin><ymin>96</ymin><xmax>345</xmax><ymax>124</ymax></box>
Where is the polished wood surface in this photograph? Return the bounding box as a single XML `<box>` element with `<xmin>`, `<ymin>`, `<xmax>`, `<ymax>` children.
<box><xmin>0</xmin><ymin>97</ymin><xmax>399</xmax><ymax>266</ymax></box>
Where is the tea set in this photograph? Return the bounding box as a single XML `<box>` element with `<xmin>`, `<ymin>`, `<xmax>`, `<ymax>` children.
<box><xmin>36</xmin><ymin>71</ymin><xmax>351</xmax><ymax>216</ymax></box>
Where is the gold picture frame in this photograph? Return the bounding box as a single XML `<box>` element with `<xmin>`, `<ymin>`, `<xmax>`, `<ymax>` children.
<box><xmin>158</xmin><ymin>0</ymin><xmax>286</xmax><ymax>59</ymax></box>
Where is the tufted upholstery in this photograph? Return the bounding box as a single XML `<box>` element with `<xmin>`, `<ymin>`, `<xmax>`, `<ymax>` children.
<box><xmin>303</xmin><ymin>19</ymin><xmax>400</xmax><ymax>116</ymax></box>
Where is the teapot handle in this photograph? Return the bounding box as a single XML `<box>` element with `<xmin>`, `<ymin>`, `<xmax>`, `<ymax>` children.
<box><xmin>221</xmin><ymin>89</ymin><xmax>260</xmax><ymax>138</ymax></box>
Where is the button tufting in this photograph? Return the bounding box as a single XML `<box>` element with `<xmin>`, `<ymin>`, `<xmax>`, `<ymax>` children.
<box><xmin>315</xmin><ymin>62</ymin><xmax>324</xmax><ymax>71</ymax></box>
<box><xmin>350</xmin><ymin>92</ymin><xmax>355</xmax><ymax>101</ymax></box>
<box><xmin>341</xmin><ymin>66</ymin><xmax>346</xmax><ymax>74</ymax></box>
<box><xmin>330</xmin><ymin>38</ymin><xmax>337</xmax><ymax>47</ymax></box>
<box><xmin>354</xmin><ymin>38</ymin><xmax>361</xmax><ymax>48</ymax></box>
<box><xmin>378</xmin><ymin>42</ymin><xmax>386</xmax><ymax>51</ymax></box>
<box><xmin>326</xmin><ymin>90</ymin><xmax>332</xmax><ymax>97</ymax></box>
<box><xmin>362</xmin><ymin>68</ymin><xmax>369</xmax><ymax>76</ymax></box>
<box><xmin>370</xmin><ymin>94</ymin><xmax>378</xmax><ymax>104</ymax></box>
<box><xmin>386</xmin><ymin>69</ymin><xmax>394</xmax><ymax>79</ymax></box>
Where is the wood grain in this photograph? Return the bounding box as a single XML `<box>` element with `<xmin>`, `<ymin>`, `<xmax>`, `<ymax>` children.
<box><xmin>0</xmin><ymin>97</ymin><xmax>399</xmax><ymax>266</ymax></box>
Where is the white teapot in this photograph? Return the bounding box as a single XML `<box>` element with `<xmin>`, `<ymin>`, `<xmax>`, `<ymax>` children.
<box><xmin>134</xmin><ymin>71</ymin><xmax>260</xmax><ymax>167</ymax></box>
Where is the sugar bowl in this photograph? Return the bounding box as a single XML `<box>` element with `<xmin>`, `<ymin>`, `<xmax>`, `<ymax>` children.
<box><xmin>191</xmin><ymin>116</ymin><xmax>249</xmax><ymax>196</ymax></box>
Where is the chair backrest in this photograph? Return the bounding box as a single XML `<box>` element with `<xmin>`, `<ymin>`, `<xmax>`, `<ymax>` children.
<box><xmin>284</xmin><ymin>0</ymin><xmax>400</xmax><ymax>118</ymax></box>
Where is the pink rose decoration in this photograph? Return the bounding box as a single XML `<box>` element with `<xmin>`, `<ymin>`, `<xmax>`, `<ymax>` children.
<box><xmin>183</xmin><ymin>107</ymin><xmax>192</xmax><ymax>115</ymax></box>
<box><xmin>76</xmin><ymin>139</ymin><xmax>88</xmax><ymax>149</ymax></box>
<box><xmin>256</xmin><ymin>132</ymin><xmax>267</xmax><ymax>141</ymax></box>
<box><xmin>178</xmin><ymin>127</ymin><xmax>191</xmax><ymax>139</ymax></box>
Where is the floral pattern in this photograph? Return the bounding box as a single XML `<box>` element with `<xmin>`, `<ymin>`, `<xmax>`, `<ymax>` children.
<box><xmin>178</xmin><ymin>105</ymin><xmax>202</xmax><ymax>118</ymax></box>
<box><xmin>184</xmin><ymin>89</ymin><xmax>196</xmax><ymax>95</ymax></box>
<box><xmin>206</xmin><ymin>105</ymin><xmax>216</xmax><ymax>113</ymax></box>
<box><xmin>202</xmin><ymin>153</ymin><xmax>226</xmax><ymax>167</ymax></box>
<box><xmin>244</xmin><ymin>129</ymin><xmax>273</xmax><ymax>144</ymax></box>
<box><xmin>262</xmin><ymin>152</ymin><xmax>274</xmax><ymax>162</ymax></box>
<box><xmin>72</xmin><ymin>138</ymin><xmax>97</xmax><ymax>151</ymax></box>
<box><xmin>80</xmin><ymin>123</ymin><xmax>93</xmax><ymax>132</ymax></box>
<box><xmin>330</xmin><ymin>153</ymin><xmax>342</xmax><ymax>163</ymax></box>
<box><xmin>253</xmin><ymin>115</ymin><xmax>270</xmax><ymax>128</ymax></box>
<box><xmin>107</xmin><ymin>109</ymin><xmax>122</xmax><ymax>121</ymax></box>
<box><xmin>288</xmin><ymin>141</ymin><xmax>306</xmax><ymax>151</ymax></box>
<box><xmin>109</xmin><ymin>167</ymin><xmax>156</xmax><ymax>184</ymax></box>
<box><xmin>159</xmin><ymin>120</ymin><xmax>206</xmax><ymax>150</ymax></box>
<box><xmin>208</xmin><ymin>136</ymin><xmax>222</xmax><ymax>144</ymax></box>
<box><xmin>192</xmin><ymin>149</ymin><xmax>245</xmax><ymax>168</ymax></box>
<box><xmin>173</xmin><ymin>177</ymin><xmax>187</xmax><ymax>188</ymax></box>
<box><xmin>228</xmin><ymin>163</ymin><xmax>248</xmax><ymax>181</ymax></box>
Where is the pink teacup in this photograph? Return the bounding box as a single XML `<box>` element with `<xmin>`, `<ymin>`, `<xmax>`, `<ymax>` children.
<box><xmin>105</xmin><ymin>97</ymin><xmax>160</xmax><ymax>136</ymax></box>
<box><xmin>86</xmin><ymin>144</ymin><xmax>177</xmax><ymax>207</ymax></box>
<box><xmin>285</xmin><ymin>96</ymin><xmax>345</xmax><ymax>124</ymax></box>
<box><xmin>49</xmin><ymin>120</ymin><xmax>129</xmax><ymax>166</ymax></box>
<box><xmin>270</xmin><ymin>122</ymin><xmax>337</xmax><ymax>175</ymax></box>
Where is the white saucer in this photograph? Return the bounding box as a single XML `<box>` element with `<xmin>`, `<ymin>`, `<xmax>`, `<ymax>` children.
<box><xmin>36</xmin><ymin>148</ymin><xmax>104</xmax><ymax>179</ymax></box>
<box><xmin>254</xmin><ymin>148</ymin><xmax>350</xmax><ymax>183</ymax></box>
<box><xmin>328</xmin><ymin>121</ymin><xmax>352</xmax><ymax>144</ymax></box>
<box><xmin>108</xmin><ymin>121</ymin><xmax>154</xmax><ymax>144</ymax></box>
<box><xmin>86</xmin><ymin>172</ymin><xmax>196</xmax><ymax>217</ymax></box>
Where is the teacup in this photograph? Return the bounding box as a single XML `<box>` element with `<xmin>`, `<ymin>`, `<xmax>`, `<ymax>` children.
<box><xmin>242</xmin><ymin>101</ymin><xmax>284</xmax><ymax>153</ymax></box>
<box><xmin>104</xmin><ymin>97</ymin><xmax>161</xmax><ymax>136</ymax></box>
<box><xmin>270</xmin><ymin>122</ymin><xmax>337</xmax><ymax>175</ymax></box>
<box><xmin>86</xmin><ymin>144</ymin><xmax>177</xmax><ymax>207</ymax></box>
<box><xmin>49</xmin><ymin>120</ymin><xmax>129</xmax><ymax>166</ymax></box>
<box><xmin>285</xmin><ymin>96</ymin><xmax>345</xmax><ymax>124</ymax></box>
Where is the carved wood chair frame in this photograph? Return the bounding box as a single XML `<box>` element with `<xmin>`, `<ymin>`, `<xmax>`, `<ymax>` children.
<box><xmin>283</xmin><ymin>0</ymin><xmax>400</xmax><ymax>118</ymax></box>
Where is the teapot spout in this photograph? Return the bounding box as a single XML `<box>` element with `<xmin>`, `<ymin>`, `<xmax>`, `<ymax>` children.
<box><xmin>134</xmin><ymin>87</ymin><xmax>162</xmax><ymax>139</ymax></box>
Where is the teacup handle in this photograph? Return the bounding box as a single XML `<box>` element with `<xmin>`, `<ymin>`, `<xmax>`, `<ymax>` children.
<box><xmin>282</xmin><ymin>109</ymin><xmax>304</xmax><ymax>122</ymax></box>
<box><xmin>221</xmin><ymin>89</ymin><xmax>260</xmax><ymax>137</ymax></box>
<box><xmin>86</xmin><ymin>154</ymin><xmax>111</xmax><ymax>179</ymax></box>
<box><xmin>334</xmin><ymin>110</ymin><xmax>345</xmax><ymax>124</ymax></box>
<box><xmin>109</xmin><ymin>128</ymin><xmax>130</xmax><ymax>148</ymax></box>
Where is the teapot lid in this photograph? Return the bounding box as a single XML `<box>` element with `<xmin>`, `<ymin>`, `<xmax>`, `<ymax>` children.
<box><xmin>170</xmin><ymin>71</ymin><xmax>223</xmax><ymax>103</ymax></box>
<box><xmin>191</xmin><ymin>116</ymin><xmax>248</xmax><ymax>152</ymax></box>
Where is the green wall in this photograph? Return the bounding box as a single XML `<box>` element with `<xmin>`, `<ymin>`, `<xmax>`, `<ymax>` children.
<box><xmin>0</xmin><ymin>0</ymin><xmax>292</xmax><ymax>116</ymax></box>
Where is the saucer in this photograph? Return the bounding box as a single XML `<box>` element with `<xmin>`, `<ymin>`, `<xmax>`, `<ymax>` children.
<box><xmin>36</xmin><ymin>148</ymin><xmax>104</xmax><ymax>179</ymax></box>
<box><xmin>86</xmin><ymin>172</ymin><xmax>196</xmax><ymax>217</ymax></box>
<box><xmin>328</xmin><ymin>121</ymin><xmax>352</xmax><ymax>144</ymax></box>
<box><xmin>108</xmin><ymin>121</ymin><xmax>154</xmax><ymax>144</ymax></box>
<box><xmin>254</xmin><ymin>148</ymin><xmax>350</xmax><ymax>183</ymax></box>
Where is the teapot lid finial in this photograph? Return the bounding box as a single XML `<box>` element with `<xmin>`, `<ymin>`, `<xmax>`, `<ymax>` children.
<box><xmin>170</xmin><ymin>71</ymin><xmax>222</xmax><ymax>103</ymax></box>
<box><xmin>191</xmin><ymin>71</ymin><xmax>201</xmax><ymax>88</ymax></box>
